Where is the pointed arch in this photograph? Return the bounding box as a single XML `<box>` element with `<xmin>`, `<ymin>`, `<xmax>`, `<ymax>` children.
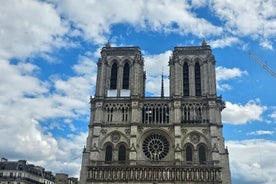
<box><xmin>195</xmin><ymin>62</ymin><xmax>201</xmax><ymax>96</ymax></box>
<box><xmin>105</xmin><ymin>144</ymin><xmax>113</xmax><ymax>163</ymax></box>
<box><xmin>118</xmin><ymin>144</ymin><xmax>126</xmax><ymax>162</ymax></box>
<box><xmin>183</xmin><ymin>62</ymin><xmax>189</xmax><ymax>96</ymax></box>
<box><xmin>198</xmin><ymin>144</ymin><xmax>207</xmax><ymax>164</ymax></box>
<box><xmin>122</xmin><ymin>62</ymin><xmax>130</xmax><ymax>89</ymax></box>
<box><xmin>185</xmin><ymin>144</ymin><xmax>193</xmax><ymax>162</ymax></box>
<box><xmin>110</xmin><ymin>62</ymin><xmax>118</xmax><ymax>89</ymax></box>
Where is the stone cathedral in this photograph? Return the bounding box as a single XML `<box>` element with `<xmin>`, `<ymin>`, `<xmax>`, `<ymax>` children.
<box><xmin>80</xmin><ymin>41</ymin><xmax>231</xmax><ymax>184</ymax></box>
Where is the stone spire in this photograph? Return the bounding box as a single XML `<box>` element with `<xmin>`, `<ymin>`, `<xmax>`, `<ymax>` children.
<box><xmin>105</xmin><ymin>40</ymin><xmax>111</xmax><ymax>47</ymax></box>
<box><xmin>201</xmin><ymin>38</ymin><xmax>207</xmax><ymax>46</ymax></box>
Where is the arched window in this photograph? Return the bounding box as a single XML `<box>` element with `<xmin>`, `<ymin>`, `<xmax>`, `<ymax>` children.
<box><xmin>183</xmin><ymin>62</ymin><xmax>189</xmax><ymax>96</ymax></box>
<box><xmin>118</xmin><ymin>145</ymin><xmax>126</xmax><ymax>162</ymax></box>
<box><xmin>199</xmin><ymin>145</ymin><xmax>206</xmax><ymax>164</ymax></box>
<box><xmin>122</xmin><ymin>62</ymin><xmax>130</xmax><ymax>89</ymax></box>
<box><xmin>186</xmin><ymin>145</ymin><xmax>193</xmax><ymax>162</ymax></box>
<box><xmin>195</xmin><ymin>62</ymin><xmax>201</xmax><ymax>96</ymax></box>
<box><xmin>110</xmin><ymin>63</ymin><xmax>118</xmax><ymax>89</ymax></box>
<box><xmin>105</xmin><ymin>145</ymin><xmax>113</xmax><ymax>162</ymax></box>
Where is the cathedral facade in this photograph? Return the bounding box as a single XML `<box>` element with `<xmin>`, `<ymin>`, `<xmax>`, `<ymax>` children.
<box><xmin>80</xmin><ymin>41</ymin><xmax>231</xmax><ymax>184</ymax></box>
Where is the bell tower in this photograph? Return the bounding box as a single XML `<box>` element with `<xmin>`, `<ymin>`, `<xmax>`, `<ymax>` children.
<box><xmin>80</xmin><ymin>42</ymin><xmax>231</xmax><ymax>184</ymax></box>
<box><xmin>94</xmin><ymin>44</ymin><xmax>145</xmax><ymax>98</ymax></box>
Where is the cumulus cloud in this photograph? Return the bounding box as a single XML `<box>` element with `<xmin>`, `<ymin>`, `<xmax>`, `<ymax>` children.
<box><xmin>247</xmin><ymin>130</ymin><xmax>274</xmax><ymax>136</ymax></box>
<box><xmin>54</xmin><ymin>0</ymin><xmax>222</xmax><ymax>43</ymax></box>
<box><xmin>39</xmin><ymin>0</ymin><xmax>276</xmax><ymax>49</ymax></box>
<box><xmin>0</xmin><ymin>0</ymin><xmax>69</xmax><ymax>59</ymax></box>
<box><xmin>144</xmin><ymin>50</ymin><xmax>171</xmax><ymax>96</ymax></box>
<box><xmin>227</xmin><ymin>139</ymin><xmax>276</xmax><ymax>184</ymax></box>
<box><xmin>269</xmin><ymin>111</ymin><xmax>276</xmax><ymax>120</ymax></box>
<box><xmin>0</xmin><ymin>53</ymin><xmax>97</xmax><ymax>175</ymax></box>
<box><xmin>209</xmin><ymin>37</ymin><xmax>240</xmax><ymax>49</ymax></box>
<box><xmin>27</xmin><ymin>132</ymin><xmax>87</xmax><ymax>177</ymax></box>
<box><xmin>260</xmin><ymin>39</ymin><xmax>273</xmax><ymax>50</ymax></box>
<box><xmin>189</xmin><ymin>0</ymin><xmax>209</xmax><ymax>8</ymax></box>
<box><xmin>0</xmin><ymin>60</ymin><xmax>57</xmax><ymax>160</ymax></box>
<box><xmin>216</xmin><ymin>66</ymin><xmax>248</xmax><ymax>81</ymax></box>
<box><xmin>210</xmin><ymin>0</ymin><xmax>276</xmax><ymax>49</ymax></box>
<box><xmin>2</xmin><ymin>0</ymin><xmax>276</xmax><ymax>180</ymax></box>
<box><xmin>222</xmin><ymin>99</ymin><xmax>267</xmax><ymax>124</ymax></box>
<box><xmin>216</xmin><ymin>66</ymin><xmax>248</xmax><ymax>91</ymax></box>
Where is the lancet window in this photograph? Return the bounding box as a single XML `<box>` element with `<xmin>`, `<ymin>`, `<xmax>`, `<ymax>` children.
<box><xmin>195</xmin><ymin>62</ymin><xmax>201</xmax><ymax>96</ymax></box>
<box><xmin>183</xmin><ymin>62</ymin><xmax>189</xmax><ymax>96</ymax></box>
<box><xmin>198</xmin><ymin>145</ymin><xmax>207</xmax><ymax>165</ymax></box>
<box><xmin>118</xmin><ymin>145</ymin><xmax>126</xmax><ymax>162</ymax></box>
<box><xmin>105</xmin><ymin>144</ymin><xmax>113</xmax><ymax>163</ymax></box>
<box><xmin>110</xmin><ymin>62</ymin><xmax>118</xmax><ymax>89</ymax></box>
<box><xmin>122</xmin><ymin>62</ymin><xmax>130</xmax><ymax>89</ymax></box>
<box><xmin>142</xmin><ymin>103</ymin><xmax>169</xmax><ymax>124</ymax></box>
<box><xmin>185</xmin><ymin>145</ymin><xmax>193</xmax><ymax>162</ymax></box>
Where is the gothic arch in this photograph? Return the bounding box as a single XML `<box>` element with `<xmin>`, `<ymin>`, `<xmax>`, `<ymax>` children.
<box><xmin>110</xmin><ymin>62</ymin><xmax>118</xmax><ymax>89</ymax></box>
<box><xmin>191</xmin><ymin>56</ymin><xmax>204</xmax><ymax>66</ymax></box>
<box><xmin>196</xmin><ymin>143</ymin><xmax>209</xmax><ymax>164</ymax></box>
<box><xmin>102</xmin><ymin>142</ymin><xmax>114</xmax><ymax>163</ymax></box>
<box><xmin>182</xmin><ymin>61</ymin><xmax>189</xmax><ymax>97</ymax></box>
<box><xmin>122</xmin><ymin>62</ymin><xmax>130</xmax><ymax>89</ymax></box>
<box><xmin>107</xmin><ymin>57</ymin><xmax>120</xmax><ymax>66</ymax></box>
<box><xmin>116</xmin><ymin>142</ymin><xmax>128</xmax><ymax>162</ymax></box>
<box><xmin>179</xmin><ymin>57</ymin><xmax>191</xmax><ymax>66</ymax></box>
<box><xmin>194</xmin><ymin>61</ymin><xmax>201</xmax><ymax>96</ymax></box>
<box><xmin>121</xmin><ymin>57</ymin><xmax>133</xmax><ymax>65</ymax></box>
<box><xmin>183</xmin><ymin>143</ymin><xmax>194</xmax><ymax>162</ymax></box>
<box><xmin>181</xmin><ymin>131</ymin><xmax>210</xmax><ymax>147</ymax></box>
<box><xmin>99</xmin><ymin>130</ymin><xmax>129</xmax><ymax>150</ymax></box>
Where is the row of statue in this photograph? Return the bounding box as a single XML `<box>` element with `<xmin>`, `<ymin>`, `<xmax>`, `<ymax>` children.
<box><xmin>88</xmin><ymin>167</ymin><xmax>221</xmax><ymax>181</ymax></box>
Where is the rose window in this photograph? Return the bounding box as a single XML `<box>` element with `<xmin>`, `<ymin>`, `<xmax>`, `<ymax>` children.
<box><xmin>142</xmin><ymin>134</ymin><xmax>169</xmax><ymax>161</ymax></box>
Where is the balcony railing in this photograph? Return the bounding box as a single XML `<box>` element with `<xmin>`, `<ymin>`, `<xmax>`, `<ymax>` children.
<box><xmin>100</xmin><ymin>98</ymin><xmax>210</xmax><ymax>125</ymax></box>
<box><xmin>90</xmin><ymin>160</ymin><xmax>216</xmax><ymax>166</ymax></box>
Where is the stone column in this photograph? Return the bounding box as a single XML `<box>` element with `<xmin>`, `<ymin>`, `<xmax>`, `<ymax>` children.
<box><xmin>189</xmin><ymin>64</ymin><xmax>195</xmax><ymax>96</ymax></box>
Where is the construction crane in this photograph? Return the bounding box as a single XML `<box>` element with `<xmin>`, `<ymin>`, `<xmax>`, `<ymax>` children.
<box><xmin>248</xmin><ymin>51</ymin><xmax>276</xmax><ymax>78</ymax></box>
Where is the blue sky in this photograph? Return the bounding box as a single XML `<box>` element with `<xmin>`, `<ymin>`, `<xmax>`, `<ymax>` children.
<box><xmin>0</xmin><ymin>0</ymin><xmax>276</xmax><ymax>183</ymax></box>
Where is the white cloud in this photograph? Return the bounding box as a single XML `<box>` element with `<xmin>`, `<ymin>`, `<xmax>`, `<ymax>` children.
<box><xmin>0</xmin><ymin>53</ymin><xmax>97</xmax><ymax>175</ymax></box>
<box><xmin>144</xmin><ymin>50</ymin><xmax>171</xmax><ymax>76</ymax></box>
<box><xmin>260</xmin><ymin>39</ymin><xmax>273</xmax><ymax>50</ymax></box>
<box><xmin>54</xmin><ymin>0</ymin><xmax>222</xmax><ymax>44</ymax></box>
<box><xmin>216</xmin><ymin>66</ymin><xmax>248</xmax><ymax>81</ymax></box>
<box><xmin>0</xmin><ymin>0</ymin><xmax>69</xmax><ymax>60</ymax></box>
<box><xmin>0</xmin><ymin>60</ymin><xmax>53</xmax><ymax>158</ymax></box>
<box><xmin>247</xmin><ymin>130</ymin><xmax>274</xmax><ymax>136</ymax></box>
<box><xmin>144</xmin><ymin>50</ymin><xmax>171</xmax><ymax>96</ymax></box>
<box><xmin>189</xmin><ymin>0</ymin><xmax>209</xmax><ymax>8</ymax></box>
<box><xmin>29</xmin><ymin>132</ymin><xmax>87</xmax><ymax>177</ymax></box>
<box><xmin>227</xmin><ymin>139</ymin><xmax>276</xmax><ymax>184</ymax></box>
<box><xmin>269</xmin><ymin>111</ymin><xmax>276</xmax><ymax>120</ymax></box>
<box><xmin>222</xmin><ymin>99</ymin><xmax>267</xmax><ymax>124</ymax></box>
<box><xmin>209</xmin><ymin>37</ymin><xmax>240</xmax><ymax>48</ymax></box>
<box><xmin>210</xmin><ymin>0</ymin><xmax>276</xmax><ymax>49</ymax></box>
<box><xmin>216</xmin><ymin>66</ymin><xmax>248</xmax><ymax>91</ymax></box>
